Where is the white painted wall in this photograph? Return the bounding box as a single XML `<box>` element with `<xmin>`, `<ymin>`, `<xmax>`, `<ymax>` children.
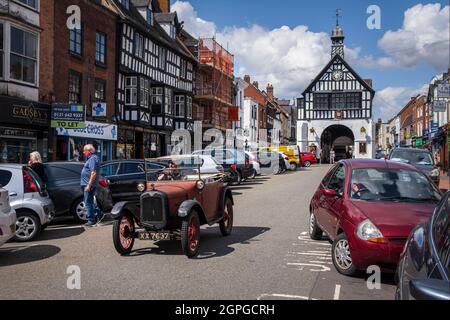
<box><xmin>297</xmin><ymin>119</ymin><xmax>374</xmax><ymax>159</ymax></box>
<box><xmin>243</xmin><ymin>98</ymin><xmax>259</xmax><ymax>148</ymax></box>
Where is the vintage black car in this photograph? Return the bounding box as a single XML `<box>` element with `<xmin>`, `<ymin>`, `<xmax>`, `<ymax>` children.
<box><xmin>110</xmin><ymin>156</ymin><xmax>234</xmax><ymax>258</ymax></box>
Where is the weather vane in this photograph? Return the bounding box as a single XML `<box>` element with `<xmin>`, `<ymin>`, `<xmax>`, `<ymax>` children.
<box><xmin>335</xmin><ymin>8</ymin><xmax>342</xmax><ymax>26</ymax></box>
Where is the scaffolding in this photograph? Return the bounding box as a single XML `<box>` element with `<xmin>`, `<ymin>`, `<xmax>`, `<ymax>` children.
<box><xmin>195</xmin><ymin>38</ymin><xmax>234</xmax><ymax>131</ymax></box>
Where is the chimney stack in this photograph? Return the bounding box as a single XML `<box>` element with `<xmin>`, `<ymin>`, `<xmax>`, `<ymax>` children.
<box><xmin>244</xmin><ymin>75</ymin><xmax>251</xmax><ymax>83</ymax></box>
<box><xmin>266</xmin><ymin>84</ymin><xmax>274</xmax><ymax>99</ymax></box>
<box><xmin>155</xmin><ymin>0</ymin><xmax>170</xmax><ymax>13</ymax></box>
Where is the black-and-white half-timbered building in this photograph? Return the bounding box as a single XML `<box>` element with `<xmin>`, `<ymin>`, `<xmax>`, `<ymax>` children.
<box><xmin>112</xmin><ymin>0</ymin><xmax>196</xmax><ymax>158</ymax></box>
<box><xmin>297</xmin><ymin>22</ymin><xmax>376</xmax><ymax>161</ymax></box>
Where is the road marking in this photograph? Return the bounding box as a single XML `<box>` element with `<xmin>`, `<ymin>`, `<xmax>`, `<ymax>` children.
<box><xmin>293</xmin><ymin>252</ymin><xmax>330</xmax><ymax>256</ymax></box>
<box><xmin>257</xmin><ymin>293</ymin><xmax>317</xmax><ymax>300</ymax></box>
<box><xmin>300</xmin><ymin>232</ymin><xmax>308</xmax><ymax>235</ymax></box>
<box><xmin>287</xmin><ymin>263</ymin><xmax>331</xmax><ymax>272</ymax></box>
<box><xmin>0</xmin><ymin>244</ymin><xmax>38</xmax><ymax>253</ymax></box>
<box><xmin>334</xmin><ymin>285</ymin><xmax>341</xmax><ymax>300</ymax></box>
<box><xmin>309</xmin><ymin>261</ymin><xmax>333</xmax><ymax>265</ymax></box>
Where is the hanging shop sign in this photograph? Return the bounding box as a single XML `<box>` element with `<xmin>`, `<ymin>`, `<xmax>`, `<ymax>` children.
<box><xmin>437</xmin><ymin>84</ymin><xmax>450</xmax><ymax>98</ymax></box>
<box><xmin>92</xmin><ymin>102</ymin><xmax>107</xmax><ymax>117</ymax></box>
<box><xmin>228</xmin><ymin>106</ymin><xmax>239</xmax><ymax>121</ymax></box>
<box><xmin>415</xmin><ymin>138</ymin><xmax>423</xmax><ymax>147</ymax></box>
<box><xmin>56</xmin><ymin>121</ymin><xmax>118</xmax><ymax>141</ymax></box>
<box><xmin>432</xmin><ymin>100</ymin><xmax>447</xmax><ymax>113</ymax></box>
<box><xmin>51</xmin><ymin>103</ymin><xmax>86</xmax><ymax>128</ymax></box>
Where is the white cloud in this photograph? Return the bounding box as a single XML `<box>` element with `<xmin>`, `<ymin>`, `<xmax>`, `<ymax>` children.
<box><xmin>172</xmin><ymin>1</ymin><xmax>449</xmax><ymax>100</ymax></box>
<box><xmin>373</xmin><ymin>85</ymin><xmax>428</xmax><ymax>120</ymax></box>
<box><xmin>377</xmin><ymin>3</ymin><xmax>450</xmax><ymax>70</ymax></box>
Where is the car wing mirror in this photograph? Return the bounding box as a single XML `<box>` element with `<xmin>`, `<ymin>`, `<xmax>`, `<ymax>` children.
<box><xmin>410</xmin><ymin>279</ymin><xmax>450</xmax><ymax>300</ymax></box>
<box><xmin>322</xmin><ymin>188</ymin><xmax>338</xmax><ymax>197</ymax></box>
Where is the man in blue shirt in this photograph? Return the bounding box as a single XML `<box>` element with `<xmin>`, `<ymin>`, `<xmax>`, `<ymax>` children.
<box><xmin>80</xmin><ymin>144</ymin><xmax>103</xmax><ymax>227</ymax></box>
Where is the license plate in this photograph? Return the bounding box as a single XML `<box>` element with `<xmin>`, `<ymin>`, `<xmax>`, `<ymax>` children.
<box><xmin>10</xmin><ymin>224</ymin><xmax>16</xmax><ymax>233</ymax></box>
<box><xmin>139</xmin><ymin>231</ymin><xmax>170</xmax><ymax>241</ymax></box>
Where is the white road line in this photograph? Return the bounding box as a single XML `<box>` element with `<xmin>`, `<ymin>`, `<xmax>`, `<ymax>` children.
<box><xmin>334</xmin><ymin>285</ymin><xmax>341</xmax><ymax>300</ymax></box>
<box><xmin>309</xmin><ymin>261</ymin><xmax>333</xmax><ymax>265</ymax></box>
<box><xmin>257</xmin><ymin>293</ymin><xmax>317</xmax><ymax>300</ymax></box>
<box><xmin>294</xmin><ymin>252</ymin><xmax>330</xmax><ymax>256</ymax></box>
<box><xmin>287</xmin><ymin>263</ymin><xmax>331</xmax><ymax>272</ymax></box>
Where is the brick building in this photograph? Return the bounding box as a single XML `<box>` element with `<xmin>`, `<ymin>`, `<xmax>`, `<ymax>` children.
<box><xmin>40</xmin><ymin>0</ymin><xmax>118</xmax><ymax>161</ymax></box>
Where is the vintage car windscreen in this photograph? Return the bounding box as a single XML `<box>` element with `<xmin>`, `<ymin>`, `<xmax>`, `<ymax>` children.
<box><xmin>145</xmin><ymin>156</ymin><xmax>203</xmax><ymax>182</ymax></box>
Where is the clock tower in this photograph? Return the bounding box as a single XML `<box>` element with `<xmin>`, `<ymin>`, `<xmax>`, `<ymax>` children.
<box><xmin>331</xmin><ymin>9</ymin><xmax>345</xmax><ymax>58</ymax></box>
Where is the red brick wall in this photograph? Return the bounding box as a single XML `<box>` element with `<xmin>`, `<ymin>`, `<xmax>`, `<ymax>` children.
<box><xmin>40</xmin><ymin>0</ymin><xmax>117</xmax><ymax>121</ymax></box>
<box><xmin>244</xmin><ymin>83</ymin><xmax>267</xmax><ymax>130</ymax></box>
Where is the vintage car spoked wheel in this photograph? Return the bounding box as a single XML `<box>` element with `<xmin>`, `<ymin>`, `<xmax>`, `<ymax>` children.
<box><xmin>113</xmin><ymin>214</ymin><xmax>135</xmax><ymax>255</ymax></box>
<box><xmin>332</xmin><ymin>233</ymin><xmax>358</xmax><ymax>276</ymax></box>
<box><xmin>181</xmin><ymin>211</ymin><xmax>200</xmax><ymax>258</ymax></box>
<box><xmin>219</xmin><ymin>198</ymin><xmax>234</xmax><ymax>236</ymax></box>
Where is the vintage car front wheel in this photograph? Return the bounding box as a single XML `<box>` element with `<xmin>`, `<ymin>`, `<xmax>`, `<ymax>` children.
<box><xmin>219</xmin><ymin>198</ymin><xmax>234</xmax><ymax>236</ymax></box>
<box><xmin>113</xmin><ymin>213</ymin><xmax>135</xmax><ymax>255</ymax></box>
<box><xmin>181</xmin><ymin>211</ymin><xmax>200</xmax><ymax>258</ymax></box>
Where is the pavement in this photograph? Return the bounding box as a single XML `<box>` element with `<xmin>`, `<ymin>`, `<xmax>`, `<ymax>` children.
<box><xmin>0</xmin><ymin>165</ymin><xmax>396</xmax><ymax>300</ymax></box>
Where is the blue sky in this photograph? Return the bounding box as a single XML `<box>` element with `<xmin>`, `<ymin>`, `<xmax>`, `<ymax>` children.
<box><xmin>172</xmin><ymin>0</ymin><xmax>450</xmax><ymax>120</ymax></box>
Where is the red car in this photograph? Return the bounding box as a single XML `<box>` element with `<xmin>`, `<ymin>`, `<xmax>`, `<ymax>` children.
<box><xmin>301</xmin><ymin>152</ymin><xmax>317</xmax><ymax>167</ymax></box>
<box><xmin>309</xmin><ymin>159</ymin><xmax>442</xmax><ymax>276</ymax></box>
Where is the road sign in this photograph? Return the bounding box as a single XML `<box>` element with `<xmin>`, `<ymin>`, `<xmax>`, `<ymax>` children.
<box><xmin>51</xmin><ymin>103</ymin><xmax>86</xmax><ymax>128</ymax></box>
<box><xmin>437</xmin><ymin>83</ymin><xmax>450</xmax><ymax>98</ymax></box>
<box><xmin>432</xmin><ymin>100</ymin><xmax>447</xmax><ymax>113</ymax></box>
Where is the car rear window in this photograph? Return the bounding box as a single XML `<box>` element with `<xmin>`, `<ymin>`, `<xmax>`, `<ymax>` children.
<box><xmin>0</xmin><ymin>169</ymin><xmax>12</xmax><ymax>187</ymax></box>
<box><xmin>45</xmin><ymin>165</ymin><xmax>82</xmax><ymax>180</ymax></box>
<box><xmin>390</xmin><ymin>150</ymin><xmax>434</xmax><ymax>166</ymax></box>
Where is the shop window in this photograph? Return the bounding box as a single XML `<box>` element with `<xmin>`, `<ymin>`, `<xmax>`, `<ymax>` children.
<box><xmin>68</xmin><ymin>70</ymin><xmax>82</xmax><ymax>103</ymax></box>
<box><xmin>125</xmin><ymin>76</ymin><xmax>137</xmax><ymax>105</ymax></box>
<box><xmin>359</xmin><ymin>142</ymin><xmax>367</xmax><ymax>154</ymax></box>
<box><xmin>10</xmin><ymin>26</ymin><xmax>37</xmax><ymax>84</ymax></box>
<box><xmin>95</xmin><ymin>79</ymin><xmax>106</xmax><ymax>102</ymax></box>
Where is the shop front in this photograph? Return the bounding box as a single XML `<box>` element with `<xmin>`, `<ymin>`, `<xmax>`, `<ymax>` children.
<box><xmin>116</xmin><ymin>126</ymin><xmax>165</xmax><ymax>160</ymax></box>
<box><xmin>0</xmin><ymin>96</ymin><xmax>50</xmax><ymax>164</ymax></box>
<box><xmin>55</xmin><ymin>121</ymin><xmax>117</xmax><ymax>162</ymax></box>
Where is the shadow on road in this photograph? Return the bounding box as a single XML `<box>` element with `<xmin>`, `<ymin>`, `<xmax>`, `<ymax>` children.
<box><xmin>0</xmin><ymin>245</ymin><xmax>61</xmax><ymax>267</ymax></box>
<box><xmin>229</xmin><ymin>186</ymin><xmax>253</xmax><ymax>191</ymax></box>
<box><xmin>33</xmin><ymin>227</ymin><xmax>85</xmax><ymax>242</ymax></box>
<box><xmin>128</xmin><ymin>226</ymin><xmax>270</xmax><ymax>259</ymax></box>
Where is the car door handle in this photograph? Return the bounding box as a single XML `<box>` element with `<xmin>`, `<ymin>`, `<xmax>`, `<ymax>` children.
<box><xmin>9</xmin><ymin>192</ymin><xmax>17</xmax><ymax>197</ymax></box>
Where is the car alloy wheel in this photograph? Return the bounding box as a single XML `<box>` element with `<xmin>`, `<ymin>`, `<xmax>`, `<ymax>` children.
<box><xmin>304</xmin><ymin>161</ymin><xmax>311</xmax><ymax>167</ymax></box>
<box><xmin>334</xmin><ymin>238</ymin><xmax>352</xmax><ymax>270</ymax></box>
<box><xmin>309</xmin><ymin>211</ymin><xmax>323</xmax><ymax>240</ymax></box>
<box><xmin>249</xmin><ymin>169</ymin><xmax>256</xmax><ymax>179</ymax></box>
<box><xmin>76</xmin><ymin>201</ymin><xmax>88</xmax><ymax>221</ymax></box>
<box><xmin>15</xmin><ymin>213</ymin><xmax>40</xmax><ymax>242</ymax></box>
<box><xmin>290</xmin><ymin>162</ymin><xmax>298</xmax><ymax>171</ymax></box>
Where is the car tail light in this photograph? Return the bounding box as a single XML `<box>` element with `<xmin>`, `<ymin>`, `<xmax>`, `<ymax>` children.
<box><xmin>99</xmin><ymin>179</ymin><xmax>109</xmax><ymax>188</ymax></box>
<box><xmin>230</xmin><ymin>164</ymin><xmax>237</xmax><ymax>171</ymax></box>
<box><xmin>245</xmin><ymin>159</ymin><xmax>250</xmax><ymax>166</ymax></box>
<box><xmin>23</xmin><ymin>169</ymin><xmax>38</xmax><ymax>193</ymax></box>
<box><xmin>284</xmin><ymin>156</ymin><xmax>289</xmax><ymax>161</ymax></box>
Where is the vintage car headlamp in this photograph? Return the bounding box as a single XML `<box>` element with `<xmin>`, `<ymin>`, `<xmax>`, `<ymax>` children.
<box><xmin>196</xmin><ymin>180</ymin><xmax>205</xmax><ymax>190</ymax></box>
<box><xmin>137</xmin><ymin>183</ymin><xmax>146</xmax><ymax>192</ymax></box>
<box><xmin>356</xmin><ymin>219</ymin><xmax>386</xmax><ymax>243</ymax></box>
<box><xmin>430</xmin><ymin>169</ymin><xmax>440</xmax><ymax>177</ymax></box>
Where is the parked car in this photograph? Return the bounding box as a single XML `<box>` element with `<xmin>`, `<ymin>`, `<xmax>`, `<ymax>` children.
<box><xmin>193</xmin><ymin>148</ymin><xmax>254</xmax><ymax>184</ymax></box>
<box><xmin>396</xmin><ymin>192</ymin><xmax>450</xmax><ymax>300</ymax></box>
<box><xmin>158</xmin><ymin>155</ymin><xmax>224</xmax><ymax>175</ymax></box>
<box><xmin>246</xmin><ymin>151</ymin><xmax>261</xmax><ymax>178</ymax></box>
<box><xmin>0</xmin><ymin>187</ymin><xmax>16</xmax><ymax>247</ymax></box>
<box><xmin>389</xmin><ymin>147</ymin><xmax>440</xmax><ymax>186</ymax></box>
<box><xmin>0</xmin><ymin>164</ymin><xmax>55</xmax><ymax>241</ymax></box>
<box><xmin>309</xmin><ymin>159</ymin><xmax>442</xmax><ymax>276</ymax></box>
<box><xmin>375</xmin><ymin>149</ymin><xmax>386</xmax><ymax>160</ymax></box>
<box><xmin>42</xmin><ymin>162</ymin><xmax>113</xmax><ymax>223</ymax></box>
<box><xmin>257</xmin><ymin>150</ymin><xmax>286</xmax><ymax>175</ymax></box>
<box><xmin>110</xmin><ymin>156</ymin><xmax>234</xmax><ymax>258</ymax></box>
<box><xmin>261</xmin><ymin>146</ymin><xmax>301</xmax><ymax>170</ymax></box>
<box><xmin>301</xmin><ymin>152</ymin><xmax>318</xmax><ymax>167</ymax></box>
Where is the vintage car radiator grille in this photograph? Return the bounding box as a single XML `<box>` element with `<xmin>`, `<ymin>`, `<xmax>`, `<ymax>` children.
<box><xmin>141</xmin><ymin>193</ymin><xmax>165</xmax><ymax>224</ymax></box>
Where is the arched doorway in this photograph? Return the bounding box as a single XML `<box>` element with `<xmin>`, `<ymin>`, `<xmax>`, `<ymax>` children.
<box><xmin>320</xmin><ymin>125</ymin><xmax>355</xmax><ymax>163</ymax></box>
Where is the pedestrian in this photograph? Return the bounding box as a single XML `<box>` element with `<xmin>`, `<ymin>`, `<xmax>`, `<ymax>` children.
<box><xmin>28</xmin><ymin>151</ymin><xmax>47</xmax><ymax>182</ymax></box>
<box><xmin>80</xmin><ymin>144</ymin><xmax>103</xmax><ymax>227</ymax></box>
<box><xmin>330</xmin><ymin>149</ymin><xmax>335</xmax><ymax>164</ymax></box>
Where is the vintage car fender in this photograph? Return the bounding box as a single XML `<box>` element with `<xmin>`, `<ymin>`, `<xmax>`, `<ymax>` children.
<box><xmin>219</xmin><ymin>187</ymin><xmax>234</xmax><ymax>215</ymax></box>
<box><xmin>109</xmin><ymin>201</ymin><xmax>140</xmax><ymax>220</ymax></box>
<box><xmin>178</xmin><ymin>199</ymin><xmax>205</xmax><ymax>219</ymax></box>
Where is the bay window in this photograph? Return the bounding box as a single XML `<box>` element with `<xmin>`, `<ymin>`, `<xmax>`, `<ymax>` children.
<box><xmin>175</xmin><ymin>95</ymin><xmax>185</xmax><ymax>117</ymax></box>
<box><xmin>140</xmin><ymin>77</ymin><xmax>150</xmax><ymax>108</ymax></box>
<box><xmin>10</xmin><ymin>26</ymin><xmax>37</xmax><ymax>84</ymax></box>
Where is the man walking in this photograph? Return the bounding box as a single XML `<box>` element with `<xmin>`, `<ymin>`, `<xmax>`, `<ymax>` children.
<box><xmin>80</xmin><ymin>144</ymin><xmax>103</xmax><ymax>227</ymax></box>
<box><xmin>330</xmin><ymin>149</ymin><xmax>335</xmax><ymax>164</ymax></box>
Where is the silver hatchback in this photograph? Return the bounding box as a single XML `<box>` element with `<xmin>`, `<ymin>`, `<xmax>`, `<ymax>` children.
<box><xmin>0</xmin><ymin>164</ymin><xmax>55</xmax><ymax>241</ymax></box>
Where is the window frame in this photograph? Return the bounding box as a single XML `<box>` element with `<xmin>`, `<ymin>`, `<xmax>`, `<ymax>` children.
<box><xmin>95</xmin><ymin>31</ymin><xmax>107</xmax><ymax>65</ymax></box>
<box><xmin>125</xmin><ymin>76</ymin><xmax>137</xmax><ymax>106</ymax></box>
<box><xmin>69</xmin><ymin>24</ymin><xmax>83</xmax><ymax>56</ymax></box>
<box><xmin>94</xmin><ymin>78</ymin><xmax>106</xmax><ymax>102</ymax></box>
<box><xmin>10</xmin><ymin>25</ymin><xmax>38</xmax><ymax>84</ymax></box>
<box><xmin>68</xmin><ymin>70</ymin><xmax>82</xmax><ymax>103</ymax></box>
